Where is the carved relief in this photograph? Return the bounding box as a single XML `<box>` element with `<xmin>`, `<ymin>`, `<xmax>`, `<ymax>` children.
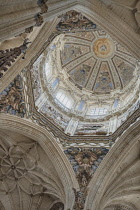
<box><xmin>35</xmin><ymin>14</ymin><xmax>44</xmax><ymax>27</ymax></box>
<box><xmin>25</xmin><ymin>26</ymin><xmax>34</xmax><ymax>33</ymax></box>
<box><xmin>75</xmin><ymin>123</ymin><xmax>108</xmax><ymax>135</ymax></box>
<box><xmin>0</xmin><ymin>39</ymin><xmax>31</xmax><ymax>78</ymax></box>
<box><xmin>50</xmin><ymin>202</ymin><xmax>64</xmax><ymax>210</ymax></box>
<box><xmin>37</xmin><ymin>0</ymin><xmax>48</xmax><ymax>14</ymax></box>
<box><xmin>30</xmin><ymin>55</ymin><xmax>43</xmax><ymax>101</ymax></box>
<box><xmin>0</xmin><ymin>75</ymin><xmax>26</xmax><ymax>117</ymax></box>
<box><xmin>65</xmin><ymin>148</ymin><xmax>108</xmax><ymax>209</ymax></box>
<box><xmin>56</xmin><ymin>10</ymin><xmax>96</xmax><ymax>32</ymax></box>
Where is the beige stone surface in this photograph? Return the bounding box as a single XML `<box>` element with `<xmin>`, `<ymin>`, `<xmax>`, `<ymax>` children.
<box><xmin>0</xmin><ymin>1</ymin><xmax>140</xmax><ymax>209</ymax></box>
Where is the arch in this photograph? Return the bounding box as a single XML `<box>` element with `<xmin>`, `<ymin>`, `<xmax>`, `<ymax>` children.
<box><xmin>84</xmin><ymin>119</ymin><xmax>140</xmax><ymax>210</ymax></box>
<box><xmin>0</xmin><ymin>113</ymin><xmax>79</xmax><ymax>210</ymax></box>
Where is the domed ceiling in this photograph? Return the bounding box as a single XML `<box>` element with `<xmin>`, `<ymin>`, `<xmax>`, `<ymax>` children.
<box><xmin>60</xmin><ymin>30</ymin><xmax>136</xmax><ymax>94</ymax></box>
<box><xmin>17</xmin><ymin>10</ymin><xmax>139</xmax><ymax>138</ymax></box>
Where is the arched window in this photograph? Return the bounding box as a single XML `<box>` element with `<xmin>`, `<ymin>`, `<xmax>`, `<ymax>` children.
<box><xmin>113</xmin><ymin>99</ymin><xmax>119</xmax><ymax>108</ymax></box>
<box><xmin>52</xmin><ymin>78</ymin><xmax>59</xmax><ymax>88</ymax></box>
<box><xmin>45</xmin><ymin>61</ymin><xmax>51</xmax><ymax>78</ymax></box>
<box><xmin>55</xmin><ymin>91</ymin><xmax>73</xmax><ymax>109</ymax></box>
<box><xmin>78</xmin><ymin>100</ymin><xmax>85</xmax><ymax>111</ymax></box>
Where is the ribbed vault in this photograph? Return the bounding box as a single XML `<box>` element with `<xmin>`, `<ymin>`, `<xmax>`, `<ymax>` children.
<box><xmin>0</xmin><ymin>114</ymin><xmax>79</xmax><ymax>210</ymax></box>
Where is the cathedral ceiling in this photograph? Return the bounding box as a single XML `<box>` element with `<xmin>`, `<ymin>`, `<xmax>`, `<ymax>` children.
<box><xmin>0</xmin><ymin>3</ymin><xmax>140</xmax><ymax>210</ymax></box>
<box><xmin>0</xmin><ymin>10</ymin><xmax>140</xmax><ymax>142</ymax></box>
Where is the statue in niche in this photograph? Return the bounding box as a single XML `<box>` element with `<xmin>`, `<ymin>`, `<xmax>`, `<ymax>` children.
<box><xmin>81</xmin><ymin>174</ymin><xmax>88</xmax><ymax>187</ymax></box>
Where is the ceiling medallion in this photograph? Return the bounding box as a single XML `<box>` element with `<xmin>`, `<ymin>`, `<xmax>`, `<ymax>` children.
<box><xmin>93</xmin><ymin>38</ymin><xmax>115</xmax><ymax>59</ymax></box>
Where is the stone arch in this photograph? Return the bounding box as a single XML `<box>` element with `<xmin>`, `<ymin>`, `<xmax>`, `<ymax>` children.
<box><xmin>0</xmin><ymin>113</ymin><xmax>79</xmax><ymax>210</ymax></box>
<box><xmin>84</xmin><ymin>119</ymin><xmax>140</xmax><ymax>210</ymax></box>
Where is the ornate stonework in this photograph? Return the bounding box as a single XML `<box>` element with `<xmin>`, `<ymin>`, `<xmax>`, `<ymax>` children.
<box><xmin>0</xmin><ymin>75</ymin><xmax>26</xmax><ymax>117</ymax></box>
<box><xmin>0</xmin><ymin>39</ymin><xmax>31</xmax><ymax>78</ymax></box>
<box><xmin>56</xmin><ymin>10</ymin><xmax>96</xmax><ymax>32</ymax></box>
<box><xmin>35</xmin><ymin>14</ymin><xmax>44</xmax><ymax>27</ymax></box>
<box><xmin>0</xmin><ymin>135</ymin><xmax>57</xmax><ymax>209</ymax></box>
<box><xmin>64</xmin><ymin>148</ymin><xmax>108</xmax><ymax>209</ymax></box>
<box><xmin>37</xmin><ymin>0</ymin><xmax>48</xmax><ymax>14</ymax></box>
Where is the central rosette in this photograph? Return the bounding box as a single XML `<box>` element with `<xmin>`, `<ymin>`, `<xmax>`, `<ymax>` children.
<box><xmin>93</xmin><ymin>38</ymin><xmax>115</xmax><ymax>59</ymax></box>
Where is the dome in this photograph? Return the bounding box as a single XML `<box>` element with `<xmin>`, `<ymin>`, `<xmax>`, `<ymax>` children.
<box><xmin>56</xmin><ymin>31</ymin><xmax>137</xmax><ymax>94</ymax></box>
<box><xmin>29</xmin><ymin>11</ymin><xmax>139</xmax><ymax>136</ymax></box>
